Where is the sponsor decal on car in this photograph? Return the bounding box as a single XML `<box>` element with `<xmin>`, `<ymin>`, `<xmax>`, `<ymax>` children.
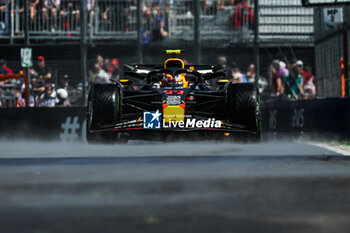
<box><xmin>166</xmin><ymin>95</ymin><xmax>182</xmax><ymax>105</ymax></box>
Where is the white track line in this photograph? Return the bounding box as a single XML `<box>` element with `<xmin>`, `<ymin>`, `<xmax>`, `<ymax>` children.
<box><xmin>310</xmin><ymin>142</ymin><xmax>350</xmax><ymax>156</ymax></box>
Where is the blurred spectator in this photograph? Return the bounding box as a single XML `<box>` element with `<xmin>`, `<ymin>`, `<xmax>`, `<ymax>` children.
<box><xmin>58</xmin><ymin>74</ymin><xmax>70</xmax><ymax>90</ymax></box>
<box><xmin>298</xmin><ymin>60</ymin><xmax>311</xmax><ymax>87</ymax></box>
<box><xmin>270</xmin><ymin>61</ymin><xmax>283</xmax><ymax>97</ymax></box>
<box><xmin>87</xmin><ymin>0</ymin><xmax>94</xmax><ymax>12</ymax></box>
<box><xmin>0</xmin><ymin>59</ymin><xmax>13</xmax><ymax>88</ymax></box>
<box><xmin>203</xmin><ymin>0</ymin><xmax>217</xmax><ymax>15</ymax></box>
<box><xmin>289</xmin><ymin>63</ymin><xmax>304</xmax><ymax>99</ymax></box>
<box><xmin>93</xmin><ymin>62</ymin><xmax>110</xmax><ymax>83</ymax></box>
<box><xmin>108</xmin><ymin>58</ymin><xmax>121</xmax><ymax>80</ymax></box>
<box><xmin>0</xmin><ymin>0</ymin><xmax>10</xmax><ymax>13</ymax></box>
<box><xmin>258</xmin><ymin>77</ymin><xmax>268</xmax><ymax>94</ymax></box>
<box><xmin>230</xmin><ymin>62</ymin><xmax>247</xmax><ymax>83</ymax></box>
<box><xmin>217</xmin><ymin>0</ymin><xmax>225</xmax><ymax>11</ymax></box>
<box><xmin>232</xmin><ymin>0</ymin><xmax>254</xmax><ymax>30</ymax></box>
<box><xmin>57</xmin><ymin>74</ymin><xmax>82</xmax><ymax>105</ymax></box>
<box><xmin>87</xmin><ymin>0</ymin><xmax>95</xmax><ymax>25</ymax></box>
<box><xmin>278</xmin><ymin>61</ymin><xmax>289</xmax><ymax>80</ymax></box>
<box><xmin>96</xmin><ymin>54</ymin><xmax>104</xmax><ymax>67</ymax></box>
<box><xmin>43</xmin><ymin>0</ymin><xmax>60</xmax><ymax>31</ymax></box>
<box><xmin>303</xmin><ymin>65</ymin><xmax>316</xmax><ymax>99</ymax></box>
<box><xmin>287</xmin><ymin>58</ymin><xmax>297</xmax><ymax>71</ymax></box>
<box><xmin>164</xmin><ymin>3</ymin><xmax>171</xmax><ymax>32</ymax></box>
<box><xmin>214</xmin><ymin>56</ymin><xmax>230</xmax><ymax>86</ymax></box>
<box><xmin>60</xmin><ymin>0</ymin><xmax>80</xmax><ymax>32</ymax></box>
<box><xmin>70</xmin><ymin>82</ymin><xmax>83</xmax><ymax>104</ymax></box>
<box><xmin>278</xmin><ymin>60</ymin><xmax>290</xmax><ymax>95</ymax></box>
<box><xmin>217</xmin><ymin>56</ymin><xmax>227</xmax><ymax>69</ymax></box>
<box><xmin>34</xmin><ymin>56</ymin><xmax>52</xmax><ymax>83</ymax></box>
<box><xmin>56</xmin><ymin>88</ymin><xmax>71</xmax><ymax>106</ymax></box>
<box><xmin>104</xmin><ymin>58</ymin><xmax>111</xmax><ymax>70</ymax></box>
<box><xmin>245</xmin><ymin>63</ymin><xmax>268</xmax><ymax>94</ymax></box>
<box><xmin>143</xmin><ymin>3</ymin><xmax>152</xmax><ymax>31</ymax></box>
<box><xmin>265</xmin><ymin>58</ymin><xmax>316</xmax><ymax>99</ymax></box>
<box><xmin>88</xmin><ymin>54</ymin><xmax>111</xmax><ymax>83</ymax></box>
<box><xmin>102</xmin><ymin>5</ymin><xmax>111</xmax><ymax>30</ymax></box>
<box><xmin>16</xmin><ymin>92</ymin><xmax>35</xmax><ymax>107</ymax></box>
<box><xmin>152</xmin><ymin>3</ymin><xmax>162</xmax><ymax>19</ymax></box>
<box><xmin>125</xmin><ymin>1</ymin><xmax>134</xmax><ymax>32</ymax></box>
<box><xmin>151</xmin><ymin>17</ymin><xmax>168</xmax><ymax>41</ymax></box>
<box><xmin>29</xmin><ymin>76</ymin><xmax>46</xmax><ymax>100</ymax></box>
<box><xmin>29</xmin><ymin>0</ymin><xmax>40</xmax><ymax>22</ymax></box>
<box><xmin>58</xmin><ymin>74</ymin><xmax>75</xmax><ymax>100</ymax></box>
<box><xmin>245</xmin><ymin>63</ymin><xmax>255</xmax><ymax>83</ymax></box>
<box><xmin>111</xmin><ymin>0</ymin><xmax>133</xmax><ymax>32</ymax></box>
<box><xmin>216</xmin><ymin>56</ymin><xmax>231</xmax><ymax>75</ymax></box>
<box><xmin>37</xmin><ymin>83</ymin><xmax>56</xmax><ymax>107</ymax></box>
<box><xmin>0</xmin><ymin>59</ymin><xmax>13</xmax><ymax>75</ymax></box>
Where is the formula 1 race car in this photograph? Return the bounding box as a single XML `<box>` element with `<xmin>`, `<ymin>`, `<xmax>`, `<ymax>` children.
<box><xmin>86</xmin><ymin>50</ymin><xmax>261</xmax><ymax>144</ymax></box>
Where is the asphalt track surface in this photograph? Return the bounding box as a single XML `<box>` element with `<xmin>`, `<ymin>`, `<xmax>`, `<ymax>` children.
<box><xmin>0</xmin><ymin>140</ymin><xmax>350</xmax><ymax>233</ymax></box>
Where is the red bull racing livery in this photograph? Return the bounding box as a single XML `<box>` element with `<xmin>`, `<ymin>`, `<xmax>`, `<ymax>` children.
<box><xmin>86</xmin><ymin>50</ymin><xmax>261</xmax><ymax>144</ymax></box>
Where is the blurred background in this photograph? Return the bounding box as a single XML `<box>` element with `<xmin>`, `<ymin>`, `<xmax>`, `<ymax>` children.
<box><xmin>0</xmin><ymin>0</ymin><xmax>348</xmax><ymax>107</ymax></box>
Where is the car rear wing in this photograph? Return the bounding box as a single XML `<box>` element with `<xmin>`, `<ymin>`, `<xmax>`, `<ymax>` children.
<box><xmin>125</xmin><ymin>64</ymin><xmax>223</xmax><ymax>74</ymax></box>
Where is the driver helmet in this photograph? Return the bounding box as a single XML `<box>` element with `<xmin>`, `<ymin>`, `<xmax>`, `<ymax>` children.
<box><xmin>162</xmin><ymin>73</ymin><xmax>184</xmax><ymax>87</ymax></box>
<box><xmin>163</xmin><ymin>73</ymin><xmax>173</xmax><ymax>83</ymax></box>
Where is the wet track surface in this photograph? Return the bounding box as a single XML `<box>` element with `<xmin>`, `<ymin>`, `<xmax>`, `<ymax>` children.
<box><xmin>0</xmin><ymin>141</ymin><xmax>350</xmax><ymax>233</ymax></box>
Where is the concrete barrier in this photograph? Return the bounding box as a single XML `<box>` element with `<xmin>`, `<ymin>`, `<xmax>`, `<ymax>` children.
<box><xmin>0</xmin><ymin>107</ymin><xmax>86</xmax><ymax>141</ymax></box>
<box><xmin>0</xmin><ymin>98</ymin><xmax>349</xmax><ymax>141</ymax></box>
<box><xmin>261</xmin><ymin>98</ymin><xmax>350</xmax><ymax>139</ymax></box>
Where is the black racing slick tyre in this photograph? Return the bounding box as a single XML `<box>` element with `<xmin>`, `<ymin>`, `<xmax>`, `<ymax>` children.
<box><xmin>225</xmin><ymin>83</ymin><xmax>261</xmax><ymax>141</ymax></box>
<box><xmin>86</xmin><ymin>83</ymin><xmax>126</xmax><ymax>144</ymax></box>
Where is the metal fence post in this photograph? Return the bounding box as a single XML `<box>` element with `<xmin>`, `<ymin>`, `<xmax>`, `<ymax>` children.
<box><xmin>4</xmin><ymin>0</ymin><xmax>9</xmax><ymax>35</ymax></box>
<box><xmin>194</xmin><ymin>0</ymin><xmax>201</xmax><ymax>64</ymax></box>
<box><xmin>24</xmin><ymin>0</ymin><xmax>29</xmax><ymax>47</ymax></box>
<box><xmin>344</xmin><ymin>5</ymin><xmax>350</xmax><ymax>97</ymax></box>
<box><xmin>24</xmin><ymin>0</ymin><xmax>30</xmax><ymax>107</ymax></box>
<box><xmin>10</xmin><ymin>0</ymin><xmax>14</xmax><ymax>44</ymax></box>
<box><xmin>343</xmin><ymin>29</ymin><xmax>349</xmax><ymax>97</ymax></box>
<box><xmin>253</xmin><ymin>0</ymin><xmax>259</xmax><ymax>92</ymax></box>
<box><xmin>80</xmin><ymin>0</ymin><xmax>88</xmax><ymax>106</ymax></box>
<box><xmin>94</xmin><ymin>0</ymin><xmax>98</xmax><ymax>36</ymax></box>
<box><xmin>137</xmin><ymin>0</ymin><xmax>143</xmax><ymax>64</ymax></box>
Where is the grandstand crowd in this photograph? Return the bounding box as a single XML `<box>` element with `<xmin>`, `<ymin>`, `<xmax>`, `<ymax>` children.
<box><xmin>0</xmin><ymin>56</ymin><xmax>82</xmax><ymax>108</ymax></box>
<box><xmin>269</xmin><ymin>59</ymin><xmax>316</xmax><ymax>100</ymax></box>
<box><xmin>215</xmin><ymin>56</ymin><xmax>316</xmax><ymax>100</ymax></box>
<box><xmin>1</xmin><ymin>0</ymin><xmax>253</xmax><ymax>39</ymax></box>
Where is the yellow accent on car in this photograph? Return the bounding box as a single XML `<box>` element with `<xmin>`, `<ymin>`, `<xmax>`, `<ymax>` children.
<box><xmin>165</xmin><ymin>50</ymin><xmax>182</xmax><ymax>54</ymax></box>
<box><xmin>217</xmin><ymin>79</ymin><xmax>229</xmax><ymax>82</ymax></box>
<box><xmin>119</xmin><ymin>79</ymin><xmax>130</xmax><ymax>82</ymax></box>
<box><xmin>163</xmin><ymin>105</ymin><xmax>185</xmax><ymax>123</ymax></box>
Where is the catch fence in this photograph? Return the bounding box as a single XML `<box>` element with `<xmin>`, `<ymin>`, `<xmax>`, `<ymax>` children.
<box><xmin>314</xmin><ymin>6</ymin><xmax>350</xmax><ymax>97</ymax></box>
<box><xmin>0</xmin><ymin>0</ymin><xmax>313</xmax><ymax>45</ymax></box>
